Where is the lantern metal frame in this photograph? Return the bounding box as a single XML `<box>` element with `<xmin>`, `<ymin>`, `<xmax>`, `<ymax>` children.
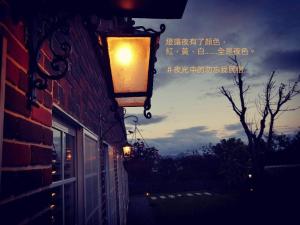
<box><xmin>97</xmin><ymin>21</ymin><xmax>165</xmax><ymax>119</ymax></box>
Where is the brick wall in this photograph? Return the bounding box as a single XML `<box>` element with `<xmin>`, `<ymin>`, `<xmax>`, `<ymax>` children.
<box><xmin>0</xmin><ymin>2</ymin><xmax>128</xmax><ymax>225</ymax></box>
<box><xmin>0</xmin><ymin>10</ymin><xmax>54</xmax><ymax>224</ymax></box>
<box><xmin>1</xmin><ymin>13</ymin><xmax>53</xmax><ymax>198</ymax></box>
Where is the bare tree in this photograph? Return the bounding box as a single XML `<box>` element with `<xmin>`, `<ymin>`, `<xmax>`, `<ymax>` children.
<box><xmin>266</xmin><ymin>75</ymin><xmax>300</xmax><ymax>149</ymax></box>
<box><xmin>220</xmin><ymin>56</ymin><xmax>300</xmax><ymax>171</ymax></box>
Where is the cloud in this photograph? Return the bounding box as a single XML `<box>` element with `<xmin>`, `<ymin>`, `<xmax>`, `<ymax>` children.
<box><xmin>261</xmin><ymin>50</ymin><xmax>300</xmax><ymax>73</ymax></box>
<box><xmin>224</xmin><ymin>123</ymin><xmax>247</xmax><ymax>141</ymax></box>
<box><xmin>224</xmin><ymin>123</ymin><xmax>243</xmax><ymax>131</ymax></box>
<box><xmin>147</xmin><ymin>126</ymin><xmax>218</xmax><ymax>155</ymax></box>
<box><xmin>198</xmin><ymin>91</ymin><xmax>221</xmax><ymax>100</ymax></box>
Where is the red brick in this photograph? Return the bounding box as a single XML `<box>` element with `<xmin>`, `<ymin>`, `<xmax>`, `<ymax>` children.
<box><xmin>2</xmin><ymin>141</ymin><xmax>31</xmax><ymax>166</ymax></box>
<box><xmin>1</xmin><ymin>169</ymin><xmax>48</xmax><ymax>196</ymax></box>
<box><xmin>6</xmin><ymin>59</ymin><xmax>19</xmax><ymax>85</ymax></box>
<box><xmin>57</xmin><ymin>84</ymin><xmax>65</xmax><ymax>105</ymax></box>
<box><xmin>17</xmin><ymin>69</ymin><xmax>28</xmax><ymax>92</ymax></box>
<box><xmin>0</xmin><ymin>187</ymin><xmax>53</xmax><ymax>224</ymax></box>
<box><xmin>6</xmin><ymin>34</ymin><xmax>29</xmax><ymax>71</ymax></box>
<box><xmin>46</xmin><ymin>80</ymin><xmax>53</xmax><ymax>93</ymax></box>
<box><xmin>42</xmin><ymin>127</ymin><xmax>53</xmax><ymax>146</ymax></box>
<box><xmin>43</xmin><ymin>91</ymin><xmax>53</xmax><ymax>109</ymax></box>
<box><xmin>36</xmin><ymin>87</ymin><xmax>44</xmax><ymax>104</ymax></box>
<box><xmin>5</xmin><ymin>84</ymin><xmax>31</xmax><ymax>117</ymax></box>
<box><xmin>53</xmin><ymin>81</ymin><xmax>59</xmax><ymax>101</ymax></box>
<box><xmin>31</xmin><ymin>145</ymin><xmax>52</xmax><ymax>165</ymax></box>
<box><xmin>31</xmin><ymin>106</ymin><xmax>52</xmax><ymax>127</ymax></box>
<box><xmin>41</xmin><ymin>42</ymin><xmax>53</xmax><ymax>60</ymax></box>
<box><xmin>3</xmin><ymin>19</ymin><xmax>25</xmax><ymax>44</ymax></box>
<box><xmin>37</xmin><ymin>52</ymin><xmax>45</xmax><ymax>68</ymax></box>
<box><xmin>41</xmin><ymin>168</ymin><xmax>52</xmax><ymax>186</ymax></box>
<box><xmin>4</xmin><ymin>112</ymin><xmax>52</xmax><ymax>145</ymax></box>
<box><xmin>33</xmin><ymin>90</ymin><xmax>53</xmax><ymax>109</ymax></box>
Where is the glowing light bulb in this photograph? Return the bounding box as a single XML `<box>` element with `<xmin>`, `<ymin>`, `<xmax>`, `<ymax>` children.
<box><xmin>123</xmin><ymin>146</ymin><xmax>131</xmax><ymax>156</ymax></box>
<box><xmin>116</xmin><ymin>45</ymin><xmax>133</xmax><ymax>65</ymax></box>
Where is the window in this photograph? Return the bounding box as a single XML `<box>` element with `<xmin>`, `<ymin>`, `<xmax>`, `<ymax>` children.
<box><xmin>83</xmin><ymin>130</ymin><xmax>100</xmax><ymax>225</ymax></box>
<box><xmin>106</xmin><ymin>146</ymin><xmax>118</xmax><ymax>225</ymax></box>
<box><xmin>51</xmin><ymin>119</ymin><xmax>77</xmax><ymax>225</ymax></box>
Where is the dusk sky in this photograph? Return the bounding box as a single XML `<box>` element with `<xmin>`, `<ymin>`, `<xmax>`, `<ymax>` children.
<box><xmin>126</xmin><ymin>0</ymin><xmax>300</xmax><ymax>156</ymax></box>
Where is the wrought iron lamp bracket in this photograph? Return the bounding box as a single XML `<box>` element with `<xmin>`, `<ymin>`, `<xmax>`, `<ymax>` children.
<box><xmin>26</xmin><ymin>14</ymin><xmax>71</xmax><ymax>108</ymax></box>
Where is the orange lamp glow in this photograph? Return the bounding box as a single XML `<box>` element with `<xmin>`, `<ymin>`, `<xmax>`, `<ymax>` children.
<box><xmin>107</xmin><ymin>37</ymin><xmax>151</xmax><ymax>106</ymax></box>
<box><xmin>123</xmin><ymin>143</ymin><xmax>132</xmax><ymax>157</ymax></box>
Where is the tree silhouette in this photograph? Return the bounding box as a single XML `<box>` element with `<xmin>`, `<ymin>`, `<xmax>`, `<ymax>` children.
<box><xmin>220</xmin><ymin>56</ymin><xmax>300</xmax><ymax>175</ymax></box>
<box><xmin>212</xmin><ymin>138</ymin><xmax>250</xmax><ymax>188</ymax></box>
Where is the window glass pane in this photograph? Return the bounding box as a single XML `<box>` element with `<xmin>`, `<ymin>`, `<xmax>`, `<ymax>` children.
<box><xmin>52</xmin><ymin>128</ymin><xmax>62</xmax><ymax>181</ymax></box>
<box><xmin>84</xmin><ymin>135</ymin><xmax>98</xmax><ymax>175</ymax></box>
<box><xmin>84</xmin><ymin>135</ymin><xmax>99</xmax><ymax>224</ymax></box>
<box><xmin>65</xmin><ymin>183</ymin><xmax>76</xmax><ymax>225</ymax></box>
<box><xmin>64</xmin><ymin>133</ymin><xmax>75</xmax><ymax>179</ymax></box>
<box><xmin>52</xmin><ymin>121</ymin><xmax>77</xmax><ymax>225</ymax></box>
<box><xmin>50</xmin><ymin>186</ymin><xmax>63</xmax><ymax>225</ymax></box>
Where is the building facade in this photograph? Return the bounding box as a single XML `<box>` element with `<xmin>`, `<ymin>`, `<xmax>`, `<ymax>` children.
<box><xmin>0</xmin><ymin>2</ymin><xmax>129</xmax><ymax>225</ymax></box>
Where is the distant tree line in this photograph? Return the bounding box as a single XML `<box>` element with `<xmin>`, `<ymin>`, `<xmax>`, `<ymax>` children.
<box><xmin>126</xmin><ymin>131</ymin><xmax>300</xmax><ymax>193</ymax></box>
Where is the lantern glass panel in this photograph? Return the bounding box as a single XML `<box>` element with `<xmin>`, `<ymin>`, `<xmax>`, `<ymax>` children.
<box><xmin>123</xmin><ymin>145</ymin><xmax>132</xmax><ymax>156</ymax></box>
<box><xmin>107</xmin><ymin>37</ymin><xmax>151</xmax><ymax>94</ymax></box>
<box><xmin>116</xmin><ymin>96</ymin><xmax>146</xmax><ymax>107</ymax></box>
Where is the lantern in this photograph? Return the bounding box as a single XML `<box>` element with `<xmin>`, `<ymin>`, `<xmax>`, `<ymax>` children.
<box><xmin>98</xmin><ymin>20</ymin><xmax>165</xmax><ymax>118</ymax></box>
<box><xmin>122</xmin><ymin>142</ymin><xmax>133</xmax><ymax>157</ymax></box>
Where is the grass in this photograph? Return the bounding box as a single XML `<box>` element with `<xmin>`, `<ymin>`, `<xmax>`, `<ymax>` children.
<box><xmin>145</xmin><ymin>189</ymin><xmax>300</xmax><ymax>225</ymax></box>
<box><xmin>148</xmin><ymin>192</ymin><xmax>244</xmax><ymax>225</ymax></box>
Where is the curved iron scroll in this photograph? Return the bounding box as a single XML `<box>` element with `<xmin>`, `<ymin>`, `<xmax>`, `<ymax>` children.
<box><xmin>133</xmin><ymin>24</ymin><xmax>166</xmax><ymax>36</ymax></box>
<box><xmin>27</xmin><ymin>15</ymin><xmax>71</xmax><ymax>108</ymax></box>
<box><xmin>144</xmin><ymin>98</ymin><xmax>152</xmax><ymax>119</ymax></box>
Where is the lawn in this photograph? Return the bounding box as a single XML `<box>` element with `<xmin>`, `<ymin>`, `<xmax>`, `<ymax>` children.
<box><xmin>146</xmin><ymin>190</ymin><xmax>299</xmax><ymax>225</ymax></box>
<box><xmin>148</xmin><ymin>191</ymin><xmax>245</xmax><ymax>225</ymax></box>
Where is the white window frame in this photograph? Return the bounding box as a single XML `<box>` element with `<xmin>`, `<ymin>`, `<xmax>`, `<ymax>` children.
<box><xmin>83</xmin><ymin>129</ymin><xmax>101</xmax><ymax>225</ymax></box>
<box><xmin>51</xmin><ymin>118</ymin><xmax>78</xmax><ymax>225</ymax></box>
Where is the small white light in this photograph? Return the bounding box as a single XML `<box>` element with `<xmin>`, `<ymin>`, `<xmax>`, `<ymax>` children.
<box><xmin>116</xmin><ymin>45</ymin><xmax>133</xmax><ymax>65</ymax></box>
<box><xmin>248</xmin><ymin>174</ymin><xmax>252</xmax><ymax>178</ymax></box>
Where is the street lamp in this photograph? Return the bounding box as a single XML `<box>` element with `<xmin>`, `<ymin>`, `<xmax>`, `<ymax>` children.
<box><xmin>97</xmin><ymin>19</ymin><xmax>165</xmax><ymax>118</ymax></box>
<box><xmin>122</xmin><ymin>142</ymin><xmax>133</xmax><ymax>157</ymax></box>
